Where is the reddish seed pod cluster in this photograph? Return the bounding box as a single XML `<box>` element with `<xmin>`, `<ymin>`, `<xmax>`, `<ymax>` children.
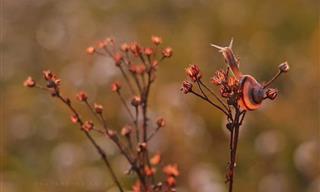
<box><xmin>185</xmin><ymin>65</ymin><xmax>201</xmax><ymax>82</ymax></box>
<box><xmin>24</xmin><ymin>35</ymin><xmax>177</xmax><ymax>192</ymax></box>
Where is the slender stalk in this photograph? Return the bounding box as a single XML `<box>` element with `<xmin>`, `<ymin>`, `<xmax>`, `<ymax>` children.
<box><xmin>263</xmin><ymin>71</ymin><xmax>282</xmax><ymax>88</ymax></box>
<box><xmin>119</xmin><ymin>65</ymin><xmax>136</xmax><ymax>95</ymax></box>
<box><xmin>190</xmin><ymin>90</ymin><xmax>230</xmax><ymax>117</ymax></box>
<box><xmin>55</xmin><ymin>94</ymin><xmax>124</xmax><ymax>192</ymax></box>
<box><xmin>199</xmin><ymin>80</ymin><xmax>230</xmax><ymax>112</ymax></box>
<box><xmin>117</xmin><ymin>91</ymin><xmax>135</xmax><ymax>122</ymax></box>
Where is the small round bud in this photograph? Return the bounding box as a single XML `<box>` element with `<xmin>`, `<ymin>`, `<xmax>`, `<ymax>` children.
<box><xmin>162</xmin><ymin>47</ymin><xmax>173</xmax><ymax>58</ymax></box>
<box><xmin>144</xmin><ymin>166</ymin><xmax>156</xmax><ymax>176</ymax></box>
<box><xmin>113</xmin><ymin>53</ymin><xmax>123</xmax><ymax>66</ymax></box>
<box><xmin>86</xmin><ymin>46</ymin><xmax>95</xmax><ymax>55</ymax></box>
<box><xmin>121</xmin><ymin>125</ymin><xmax>132</xmax><ymax>137</ymax></box>
<box><xmin>76</xmin><ymin>91</ymin><xmax>88</xmax><ymax>102</ymax></box>
<box><xmin>131</xmin><ymin>96</ymin><xmax>141</xmax><ymax>107</ymax></box>
<box><xmin>265</xmin><ymin>88</ymin><xmax>278</xmax><ymax>100</ymax></box>
<box><xmin>150</xmin><ymin>153</ymin><xmax>161</xmax><ymax>165</ymax></box>
<box><xmin>94</xmin><ymin>103</ymin><xmax>103</xmax><ymax>114</ymax></box>
<box><xmin>111</xmin><ymin>81</ymin><xmax>121</xmax><ymax>92</ymax></box>
<box><xmin>82</xmin><ymin>121</ymin><xmax>94</xmax><ymax>132</ymax></box>
<box><xmin>156</xmin><ymin>117</ymin><xmax>166</xmax><ymax>128</ymax></box>
<box><xmin>180</xmin><ymin>80</ymin><xmax>193</xmax><ymax>94</ymax></box>
<box><xmin>144</xmin><ymin>47</ymin><xmax>153</xmax><ymax>56</ymax></box>
<box><xmin>163</xmin><ymin>164</ymin><xmax>179</xmax><ymax>177</ymax></box>
<box><xmin>121</xmin><ymin>43</ymin><xmax>129</xmax><ymax>52</ymax></box>
<box><xmin>166</xmin><ymin>176</ymin><xmax>176</xmax><ymax>187</ymax></box>
<box><xmin>278</xmin><ymin>61</ymin><xmax>289</xmax><ymax>73</ymax></box>
<box><xmin>186</xmin><ymin>65</ymin><xmax>201</xmax><ymax>82</ymax></box>
<box><xmin>23</xmin><ymin>76</ymin><xmax>36</xmax><ymax>87</ymax></box>
<box><xmin>42</xmin><ymin>70</ymin><xmax>53</xmax><ymax>81</ymax></box>
<box><xmin>70</xmin><ymin>115</ymin><xmax>79</xmax><ymax>124</ymax></box>
<box><xmin>151</xmin><ymin>35</ymin><xmax>162</xmax><ymax>45</ymax></box>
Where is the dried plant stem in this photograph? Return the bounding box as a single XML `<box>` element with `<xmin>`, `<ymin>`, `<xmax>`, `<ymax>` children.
<box><xmin>228</xmin><ymin>109</ymin><xmax>246</xmax><ymax>192</ymax></box>
<box><xmin>117</xmin><ymin>91</ymin><xmax>135</xmax><ymax>122</ymax></box>
<box><xmin>263</xmin><ymin>71</ymin><xmax>282</xmax><ymax>88</ymax></box>
<box><xmin>190</xmin><ymin>90</ymin><xmax>230</xmax><ymax>117</ymax></box>
<box><xmin>55</xmin><ymin>94</ymin><xmax>124</xmax><ymax>192</ymax></box>
<box><xmin>199</xmin><ymin>80</ymin><xmax>230</xmax><ymax>112</ymax></box>
<box><xmin>119</xmin><ymin>65</ymin><xmax>136</xmax><ymax>95</ymax></box>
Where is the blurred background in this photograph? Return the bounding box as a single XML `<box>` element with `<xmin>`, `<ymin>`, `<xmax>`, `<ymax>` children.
<box><xmin>1</xmin><ymin>0</ymin><xmax>319</xmax><ymax>191</ymax></box>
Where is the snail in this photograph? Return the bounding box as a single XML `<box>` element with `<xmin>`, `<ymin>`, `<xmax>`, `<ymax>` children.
<box><xmin>211</xmin><ymin>39</ymin><xmax>289</xmax><ymax>111</ymax></box>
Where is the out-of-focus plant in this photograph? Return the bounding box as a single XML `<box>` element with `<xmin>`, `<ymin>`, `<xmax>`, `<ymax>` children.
<box><xmin>181</xmin><ymin>39</ymin><xmax>290</xmax><ymax>192</ymax></box>
<box><xmin>24</xmin><ymin>36</ymin><xmax>178</xmax><ymax>192</ymax></box>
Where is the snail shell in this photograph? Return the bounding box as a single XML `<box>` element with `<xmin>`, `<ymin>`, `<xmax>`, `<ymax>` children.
<box><xmin>239</xmin><ymin>75</ymin><xmax>265</xmax><ymax>111</ymax></box>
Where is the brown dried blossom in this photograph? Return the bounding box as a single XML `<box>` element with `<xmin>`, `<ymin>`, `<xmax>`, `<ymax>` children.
<box><xmin>180</xmin><ymin>80</ymin><xmax>193</xmax><ymax>94</ymax></box>
<box><xmin>265</xmin><ymin>88</ymin><xmax>278</xmax><ymax>100</ymax></box>
<box><xmin>163</xmin><ymin>164</ymin><xmax>179</xmax><ymax>177</ymax></box>
<box><xmin>152</xmin><ymin>35</ymin><xmax>162</xmax><ymax>45</ymax></box>
<box><xmin>25</xmin><ymin>36</ymin><xmax>177</xmax><ymax>192</ymax></box>
<box><xmin>278</xmin><ymin>61</ymin><xmax>290</xmax><ymax>73</ymax></box>
<box><xmin>186</xmin><ymin>65</ymin><xmax>201</xmax><ymax>82</ymax></box>
<box><xmin>111</xmin><ymin>81</ymin><xmax>121</xmax><ymax>92</ymax></box>
<box><xmin>82</xmin><ymin>120</ymin><xmax>94</xmax><ymax>132</ymax></box>
<box><xmin>94</xmin><ymin>103</ymin><xmax>104</xmax><ymax>114</ymax></box>
<box><xmin>23</xmin><ymin>76</ymin><xmax>36</xmax><ymax>87</ymax></box>
<box><xmin>76</xmin><ymin>91</ymin><xmax>88</xmax><ymax>102</ymax></box>
<box><xmin>156</xmin><ymin>117</ymin><xmax>166</xmax><ymax>128</ymax></box>
<box><xmin>162</xmin><ymin>47</ymin><xmax>173</xmax><ymax>58</ymax></box>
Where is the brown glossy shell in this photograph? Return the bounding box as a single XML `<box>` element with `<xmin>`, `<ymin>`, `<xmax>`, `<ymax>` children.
<box><xmin>239</xmin><ymin>75</ymin><xmax>264</xmax><ymax>111</ymax></box>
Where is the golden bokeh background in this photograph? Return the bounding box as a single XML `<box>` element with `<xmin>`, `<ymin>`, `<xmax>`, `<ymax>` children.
<box><xmin>1</xmin><ymin>0</ymin><xmax>319</xmax><ymax>192</ymax></box>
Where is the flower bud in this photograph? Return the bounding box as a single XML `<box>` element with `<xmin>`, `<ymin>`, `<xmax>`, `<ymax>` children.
<box><xmin>23</xmin><ymin>76</ymin><xmax>36</xmax><ymax>87</ymax></box>
<box><xmin>180</xmin><ymin>80</ymin><xmax>193</xmax><ymax>94</ymax></box>
<box><xmin>151</xmin><ymin>35</ymin><xmax>162</xmax><ymax>45</ymax></box>
<box><xmin>278</xmin><ymin>61</ymin><xmax>289</xmax><ymax>73</ymax></box>
<box><xmin>111</xmin><ymin>82</ymin><xmax>121</xmax><ymax>92</ymax></box>
<box><xmin>70</xmin><ymin>115</ymin><xmax>79</xmax><ymax>124</ymax></box>
<box><xmin>121</xmin><ymin>43</ymin><xmax>129</xmax><ymax>52</ymax></box>
<box><xmin>113</xmin><ymin>52</ymin><xmax>123</xmax><ymax>66</ymax></box>
<box><xmin>156</xmin><ymin>117</ymin><xmax>166</xmax><ymax>128</ymax></box>
<box><xmin>76</xmin><ymin>91</ymin><xmax>88</xmax><ymax>102</ymax></box>
<box><xmin>186</xmin><ymin>65</ymin><xmax>201</xmax><ymax>82</ymax></box>
<box><xmin>82</xmin><ymin>121</ymin><xmax>94</xmax><ymax>132</ymax></box>
<box><xmin>131</xmin><ymin>96</ymin><xmax>141</xmax><ymax>107</ymax></box>
<box><xmin>144</xmin><ymin>166</ymin><xmax>156</xmax><ymax>176</ymax></box>
<box><xmin>144</xmin><ymin>47</ymin><xmax>153</xmax><ymax>56</ymax></box>
<box><xmin>94</xmin><ymin>103</ymin><xmax>103</xmax><ymax>114</ymax></box>
<box><xmin>163</xmin><ymin>164</ymin><xmax>179</xmax><ymax>177</ymax></box>
<box><xmin>265</xmin><ymin>88</ymin><xmax>278</xmax><ymax>100</ymax></box>
<box><xmin>86</xmin><ymin>46</ymin><xmax>95</xmax><ymax>55</ymax></box>
<box><xmin>150</xmin><ymin>153</ymin><xmax>161</xmax><ymax>165</ymax></box>
<box><xmin>162</xmin><ymin>47</ymin><xmax>173</xmax><ymax>58</ymax></box>
<box><xmin>42</xmin><ymin>70</ymin><xmax>53</xmax><ymax>81</ymax></box>
<box><xmin>121</xmin><ymin>125</ymin><xmax>132</xmax><ymax>137</ymax></box>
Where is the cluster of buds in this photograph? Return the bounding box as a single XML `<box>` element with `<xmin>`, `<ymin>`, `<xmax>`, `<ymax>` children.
<box><xmin>185</xmin><ymin>65</ymin><xmax>201</xmax><ymax>82</ymax></box>
<box><xmin>25</xmin><ymin>35</ymin><xmax>177</xmax><ymax>192</ymax></box>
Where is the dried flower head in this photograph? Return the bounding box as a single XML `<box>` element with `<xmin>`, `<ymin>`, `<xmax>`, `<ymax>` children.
<box><xmin>131</xmin><ymin>96</ymin><xmax>141</xmax><ymax>107</ymax></box>
<box><xmin>278</xmin><ymin>61</ymin><xmax>290</xmax><ymax>73</ymax></box>
<box><xmin>82</xmin><ymin>120</ymin><xmax>94</xmax><ymax>132</ymax></box>
<box><xmin>166</xmin><ymin>176</ymin><xmax>176</xmax><ymax>187</ymax></box>
<box><xmin>144</xmin><ymin>47</ymin><xmax>153</xmax><ymax>56</ymax></box>
<box><xmin>162</xmin><ymin>47</ymin><xmax>173</xmax><ymax>58</ymax></box>
<box><xmin>265</xmin><ymin>88</ymin><xmax>278</xmax><ymax>100</ymax></box>
<box><xmin>70</xmin><ymin>115</ymin><xmax>79</xmax><ymax>124</ymax></box>
<box><xmin>121</xmin><ymin>125</ymin><xmax>132</xmax><ymax>137</ymax></box>
<box><xmin>42</xmin><ymin>70</ymin><xmax>53</xmax><ymax>81</ymax></box>
<box><xmin>113</xmin><ymin>52</ymin><xmax>123</xmax><ymax>66</ymax></box>
<box><xmin>144</xmin><ymin>166</ymin><xmax>156</xmax><ymax>176</ymax></box>
<box><xmin>186</xmin><ymin>65</ymin><xmax>201</xmax><ymax>82</ymax></box>
<box><xmin>94</xmin><ymin>103</ymin><xmax>103</xmax><ymax>114</ymax></box>
<box><xmin>163</xmin><ymin>164</ymin><xmax>179</xmax><ymax>177</ymax></box>
<box><xmin>132</xmin><ymin>181</ymin><xmax>141</xmax><ymax>192</ymax></box>
<box><xmin>150</xmin><ymin>153</ymin><xmax>161</xmax><ymax>165</ymax></box>
<box><xmin>111</xmin><ymin>81</ymin><xmax>121</xmax><ymax>92</ymax></box>
<box><xmin>211</xmin><ymin>70</ymin><xmax>226</xmax><ymax>85</ymax></box>
<box><xmin>156</xmin><ymin>117</ymin><xmax>166</xmax><ymax>128</ymax></box>
<box><xmin>152</xmin><ymin>35</ymin><xmax>162</xmax><ymax>45</ymax></box>
<box><xmin>130</xmin><ymin>42</ymin><xmax>141</xmax><ymax>56</ymax></box>
<box><xmin>86</xmin><ymin>46</ymin><xmax>95</xmax><ymax>55</ymax></box>
<box><xmin>120</xmin><ymin>43</ymin><xmax>130</xmax><ymax>52</ymax></box>
<box><xmin>180</xmin><ymin>80</ymin><xmax>193</xmax><ymax>94</ymax></box>
<box><xmin>76</xmin><ymin>91</ymin><xmax>88</xmax><ymax>102</ymax></box>
<box><xmin>24</xmin><ymin>76</ymin><xmax>36</xmax><ymax>87</ymax></box>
